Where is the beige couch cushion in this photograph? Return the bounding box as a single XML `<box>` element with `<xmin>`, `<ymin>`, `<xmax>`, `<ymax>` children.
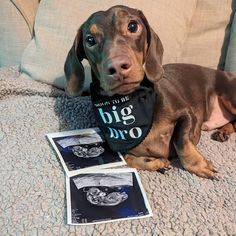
<box><xmin>0</xmin><ymin>0</ymin><xmax>39</xmax><ymax>67</ymax></box>
<box><xmin>20</xmin><ymin>0</ymin><xmax>196</xmax><ymax>88</ymax></box>
<box><xmin>179</xmin><ymin>0</ymin><xmax>233</xmax><ymax>69</ymax></box>
<box><xmin>126</xmin><ymin>0</ymin><xmax>197</xmax><ymax>64</ymax></box>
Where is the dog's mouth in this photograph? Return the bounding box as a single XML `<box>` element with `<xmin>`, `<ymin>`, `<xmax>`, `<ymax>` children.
<box><xmin>110</xmin><ymin>81</ymin><xmax>141</xmax><ymax>95</ymax></box>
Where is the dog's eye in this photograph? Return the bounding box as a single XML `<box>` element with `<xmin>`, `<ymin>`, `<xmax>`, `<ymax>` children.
<box><xmin>128</xmin><ymin>21</ymin><xmax>138</xmax><ymax>33</ymax></box>
<box><xmin>85</xmin><ymin>35</ymin><xmax>96</xmax><ymax>47</ymax></box>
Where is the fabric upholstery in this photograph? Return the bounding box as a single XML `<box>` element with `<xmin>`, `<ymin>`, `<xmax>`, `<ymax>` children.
<box><xmin>0</xmin><ymin>0</ymin><xmax>39</xmax><ymax>67</ymax></box>
<box><xmin>1</xmin><ymin>67</ymin><xmax>236</xmax><ymax>235</ymax></box>
<box><xmin>179</xmin><ymin>0</ymin><xmax>234</xmax><ymax>69</ymax></box>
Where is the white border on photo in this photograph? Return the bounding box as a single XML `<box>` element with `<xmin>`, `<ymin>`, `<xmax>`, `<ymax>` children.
<box><xmin>66</xmin><ymin>168</ymin><xmax>153</xmax><ymax>225</ymax></box>
<box><xmin>46</xmin><ymin>128</ymin><xmax>126</xmax><ymax>177</ymax></box>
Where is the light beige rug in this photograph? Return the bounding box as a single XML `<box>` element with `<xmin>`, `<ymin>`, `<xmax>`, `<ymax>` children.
<box><xmin>0</xmin><ymin>67</ymin><xmax>236</xmax><ymax>235</ymax></box>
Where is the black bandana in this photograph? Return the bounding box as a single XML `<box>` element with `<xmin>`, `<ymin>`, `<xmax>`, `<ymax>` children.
<box><xmin>90</xmin><ymin>81</ymin><xmax>156</xmax><ymax>152</ymax></box>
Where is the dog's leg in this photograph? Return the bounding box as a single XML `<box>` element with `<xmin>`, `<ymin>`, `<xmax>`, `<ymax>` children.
<box><xmin>124</xmin><ymin>154</ymin><xmax>170</xmax><ymax>171</ymax></box>
<box><xmin>173</xmin><ymin>113</ymin><xmax>217</xmax><ymax>178</ymax></box>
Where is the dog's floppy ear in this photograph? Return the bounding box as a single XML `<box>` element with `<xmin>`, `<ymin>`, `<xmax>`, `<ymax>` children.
<box><xmin>64</xmin><ymin>27</ymin><xmax>86</xmax><ymax>96</ymax></box>
<box><xmin>139</xmin><ymin>11</ymin><xmax>164</xmax><ymax>82</ymax></box>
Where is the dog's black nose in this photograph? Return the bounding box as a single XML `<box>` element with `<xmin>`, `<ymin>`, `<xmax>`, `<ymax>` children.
<box><xmin>106</xmin><ymin>56</ymin><xmax>131</xmax><ymax>77</ymax></box>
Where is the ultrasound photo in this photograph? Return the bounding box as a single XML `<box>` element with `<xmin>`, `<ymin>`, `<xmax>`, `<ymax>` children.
<box><xmin>66</xmin><ymin>169</ymin><xmax>153</xmax><ymax>225</ymax></box>
<box><xmin>46</xmin><ymin>128</ymin><xmax>126</xmax><ymax>176</ymax></box>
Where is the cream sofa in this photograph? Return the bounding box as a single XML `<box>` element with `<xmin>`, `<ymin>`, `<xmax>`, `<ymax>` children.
<box><xmin>1</xmin><ymin>1</ymin><xmax>236</xmax><ymax>235</ymax></box>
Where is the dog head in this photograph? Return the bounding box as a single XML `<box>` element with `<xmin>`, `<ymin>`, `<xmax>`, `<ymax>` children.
<box><xmin>64</xmin><ymin>5</ymin><xmax>164</xmax><ymax>96</ymax></box>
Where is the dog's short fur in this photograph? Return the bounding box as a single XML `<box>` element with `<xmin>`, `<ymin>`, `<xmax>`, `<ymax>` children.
<box><xmin>64</xmin><ymin>5</ymin><xmax>236</xmax><ymax>178</ymax></box>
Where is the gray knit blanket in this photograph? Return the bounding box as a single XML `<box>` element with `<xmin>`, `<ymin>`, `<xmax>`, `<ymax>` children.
<box><xmin>0</xmin><ymin>66</ymin><xmax>236</xmax><ymax>235</ymax></box>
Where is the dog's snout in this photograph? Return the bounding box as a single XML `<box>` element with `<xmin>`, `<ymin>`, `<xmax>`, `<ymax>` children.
<box><xmin>106</xmin><ymin>56</ymin><xmax>131</xmax><ymax>77</ymax></box>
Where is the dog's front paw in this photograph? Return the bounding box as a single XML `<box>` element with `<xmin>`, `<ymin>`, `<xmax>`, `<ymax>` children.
<box><xmin>186</xmin><ymin>159</ymin><xmax>218</xmax><ymax>179</ymax></box>
<box><xmin>145</xmin><ymin>157</ymin><xmax>171</xmax><ymax>171</ymax></box>
<box><xmin>124</xmin><ymin>154</ymin><xmax>170</xmax><ymax>171</ymax></box>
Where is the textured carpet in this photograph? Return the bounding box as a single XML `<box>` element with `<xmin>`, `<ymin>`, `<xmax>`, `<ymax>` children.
<box><xmin>0</xmin><ymin>66</ymin><xmax>236</xmax><ymax>235</ymax></box>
